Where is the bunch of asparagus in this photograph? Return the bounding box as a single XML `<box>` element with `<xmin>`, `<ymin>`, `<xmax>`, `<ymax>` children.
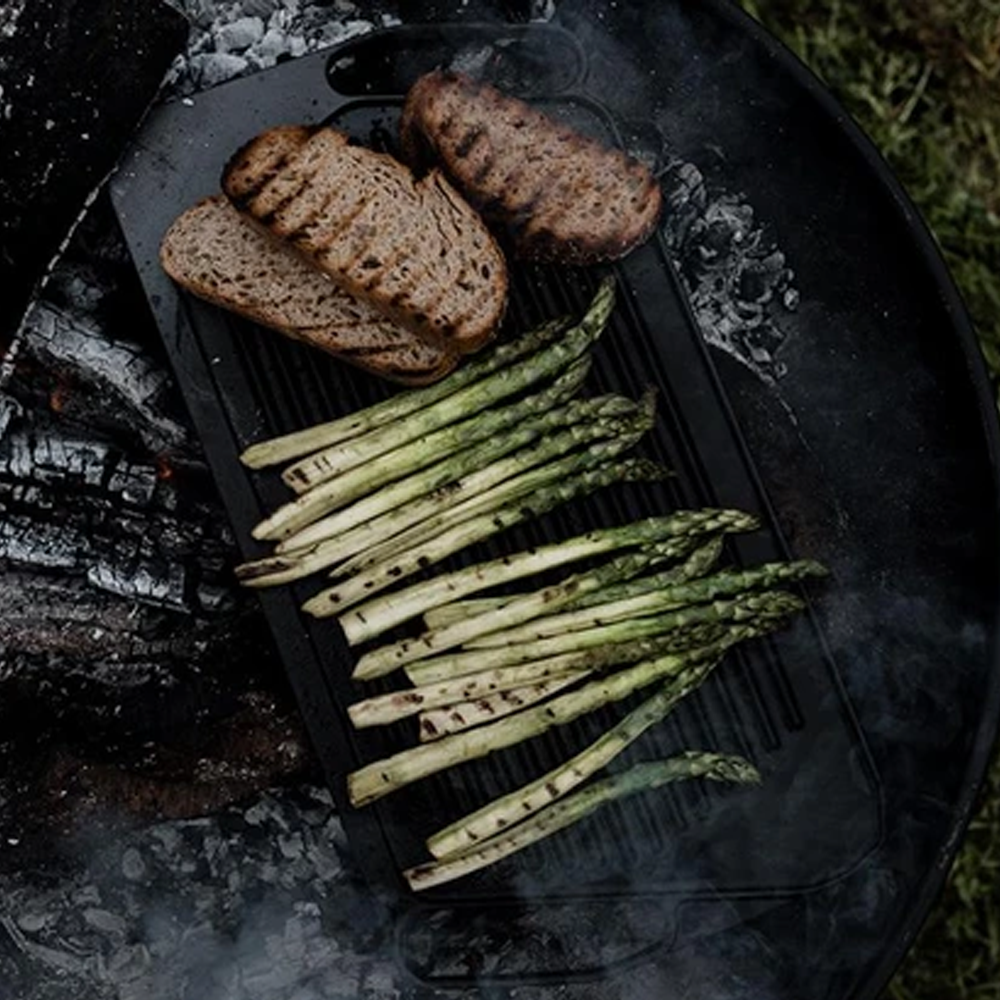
<box><xmin>339</xmin><ymin>529</ymin><xmax>823</xmax><ymax>889</ymax></box>
<box><xmin>237</xmin><ymin>277</ymin><xmax>827</xmax><ymax>891</ymax></box>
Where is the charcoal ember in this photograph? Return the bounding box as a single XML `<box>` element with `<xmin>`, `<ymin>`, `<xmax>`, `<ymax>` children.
<box><xmin>0</xmin><ymin>422</ymin><xmax>157</xmax><ymax>501</ymax></box>
<box><xmin>0</xmin><ymin>573</ymin><xmax>245</xmax><ymax>669</ymax></box>
<box><xmin>0</xmin><ymin>785</ymin><xmax>405</xmax><ymax>1000</ymax></box>
<box><xmin>0</xmin><ymin>370</ymin><xmax>238</xmax><ymax>609</ymax></box>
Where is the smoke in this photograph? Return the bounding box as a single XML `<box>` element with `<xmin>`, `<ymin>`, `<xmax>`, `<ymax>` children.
<box><xmin>0</xmin><ymin>786</ymin><xmax>406</xmax><ymax>1000</ymax></box>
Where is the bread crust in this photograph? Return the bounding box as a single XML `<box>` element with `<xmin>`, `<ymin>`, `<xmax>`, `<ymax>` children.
<box><xmin>399</xmin><ymin>71</ymin><xmax>663</xmax><ymax>265</ymax></box>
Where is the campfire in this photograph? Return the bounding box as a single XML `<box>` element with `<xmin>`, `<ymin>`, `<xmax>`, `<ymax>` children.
<box><xmin>5</xmin><ymin>2</ymin><xmax>992</xmax><ymax>999</ymax></box>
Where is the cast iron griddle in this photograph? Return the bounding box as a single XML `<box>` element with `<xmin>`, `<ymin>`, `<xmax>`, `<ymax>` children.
<box><xmin>111</xmin><ymin>2</ymin><xmax>1000</xmax><ymax>996</ymax></box>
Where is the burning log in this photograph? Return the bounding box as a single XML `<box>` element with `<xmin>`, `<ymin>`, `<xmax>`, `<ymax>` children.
<box><xmin>0</xmin><ymin>420</ymin><xmax>236</xmax><ymax>613</ymax></box>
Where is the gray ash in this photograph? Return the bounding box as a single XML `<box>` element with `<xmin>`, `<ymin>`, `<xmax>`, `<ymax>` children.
<box><xmin>0</xmin><ymin>785</ymin><xmax>405</xmax><ymax>1000</ymax></box>
<box><xmin>163</xmin><ymin>0</ymin><xmax>395</xmax><ymax>96</ymax></box>
<box><xmin>661</xmin><ymin>159</ymin><xmax>797</xmax><ymax>382</ymax></box>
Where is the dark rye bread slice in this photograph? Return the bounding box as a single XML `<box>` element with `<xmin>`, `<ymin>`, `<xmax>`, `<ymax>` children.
<box><xmin>159</xmin><ymin>196</ymin><xmax>457</xmax><ymax>386</ymax></box>
<box><xmin>221</xmin><ymin>125</ymin><xmax>508</xmax><ymax>355</ymax></box>
<box><xmin>399</xmin><ymin>70</ymin><xmax>663</xmax><ymax>265</ymax></box>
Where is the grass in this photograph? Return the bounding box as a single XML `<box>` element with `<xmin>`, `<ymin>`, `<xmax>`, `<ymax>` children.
<box><xmin>737</xmin><ymin>1</ymin><xmax>1000</xmax><ymax>996</ymax></box>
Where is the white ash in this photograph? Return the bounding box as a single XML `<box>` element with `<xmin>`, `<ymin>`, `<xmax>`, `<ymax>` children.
<box><xmin>162</xmin><ymin>0</ymin><xmax>399</xmax><ymax>97</ymax></box>
<box><xmin>0</xmin><ymin>390</ymin><xmax>23</xmax><ymax>438</ymax></box>
<box><xmin>0</xmin><ymin>786</ymin><xmax>404</xmax><ymax>1000</ymax></box>
<box><xmin>214</xmin><ymin>15</ymin><xmax>265</xmax><ymax>51</ymax></box>
<box><xmin>530</xmin><ymin>0</ymin><xmax>557</xmax><ymax>20</ymax></box>
<box><xmin>661</xmin><ymin>159</ymin><xmax>797</xmax><ymax>383</ymax></box>
<box><xmin>0</xmin><ymin>0</ymin><xmax>26</xmax><ymax>41</ymax></box>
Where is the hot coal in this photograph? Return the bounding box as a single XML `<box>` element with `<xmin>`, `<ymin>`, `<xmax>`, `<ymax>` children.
<box><xmin>0</xmin><ymin>409</ymin><xmax>235</xmax><ymax>613</ymax></box>
<box><xmin>15</xmin><ymin>302</ymin><xmax>189</xmax><ymax>456</ymax></box>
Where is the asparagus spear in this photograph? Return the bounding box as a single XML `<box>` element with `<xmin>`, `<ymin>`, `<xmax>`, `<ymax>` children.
<box><xmin>254</xmin><ymin>357</ymin><xmax>594</xmax><ymax>544</ymax></box>
<box><xmin>352</xmin><ymin>542</ymin><xmax>700</xmax><ymax>678</ymax></box>
<box><xmin>417</xmin><ymin>537</ymin><xmax>724</xmax><ymax>631</ymax></box>
<box><xmin>236</xmin><ymin>382</ymin><xmax>638</xmax><ymax>588</ymax></box>
<box><xmin>405</xmin><ymin>753</ymin><xmax>760</xmax><ymax>891</ymax></box>
<box><xmin>325</xmin><ymin>388</ymin><xmax>658</xmax><ymax>583</ymax></box>
<box><xmin>239</xmin><ymin>316</ymin><xmax>573</xmax><ymax>469</ymax></box>
<box><xmin>349</xmin><ymin>660</ymin><xmax>592</xmax><ymax>731</ymax></box>
<box><xmin>403</xmin><ymin>591</ymin><xmax>802</xmax><ymax>686</ymax></box>
<box><xmin>349</xmin><ymin>657</ymin><xmax>591</xmax><ymax>729</ymax></box>
<box><xmin>281</xmin><ymin>279</ymin><xmax>617</xmax><ymax>494</ymax></box>
<box><xmin>414</xmin><ymin>620</ymin><xmax>745</xmax><ymax>742</ymax></box>
<box><xmin>301</xmin><ymin>455</ymin><xmax>669</xmax><ymax>617</ymax></box>
<box><xmin>401</xmin><ymin>620</ymin><xmax>731</xmax><ymax>717</ymax></box>
<box><xmin>347</xmin><ymin>625</ymin><xmax>768</xmax><ymax>806</ymax></box>
<box><xmin>339</xmin><ymin>510</ymin><xmax>757</xmax><ymax>646</ymax></box>
<box><xmin>465</xmin><ymin>559</ymin><xmax>827</xmax><ymax>649</ymax></box>
<box><xmin>568</xmin><ymin>536</ymin><xmax>725</xmax><ymax>612</ymax></box>
<box><xmin>423</xmin><ymin>597</ymin><xmax>509</xmax><ymax>631</ymax></box>
<box><xmin>417</xmin><ymin>673</ymin><xmax>591</xmax><ymax>742</ymax></box>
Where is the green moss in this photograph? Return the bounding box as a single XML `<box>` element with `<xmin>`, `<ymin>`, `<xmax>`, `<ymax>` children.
<box><xmin>738</xmin><ymin>2</ymin><xmax>1000</xmax><ymax>996</ymax></box>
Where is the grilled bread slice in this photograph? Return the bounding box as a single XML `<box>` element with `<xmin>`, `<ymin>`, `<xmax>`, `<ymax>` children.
<box><xmin>221</xmin><ymin>125</ymin><xmax>507</xmax><ymax>355</ymax></box>
<box><xmin>159</xmin><ymin>195</ymin><xmax>457</xmax><ymax>386</ymax></box>
<box><xmin>399</xmin><ymin>70</ymin><xmax>663</xmax><ymax>265</ymax></box>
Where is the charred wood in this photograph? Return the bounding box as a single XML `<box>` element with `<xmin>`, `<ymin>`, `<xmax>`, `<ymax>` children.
<box><xmin>14</xmin><ymin>301</ymin><xmax>189</xmax><ymax>456</ymax></box>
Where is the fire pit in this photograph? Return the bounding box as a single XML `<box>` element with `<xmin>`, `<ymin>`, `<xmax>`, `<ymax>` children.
<box><xmin>2</xmin><ymin>1</ymin><xmax>998</xmax><ymax>998</ymax></box>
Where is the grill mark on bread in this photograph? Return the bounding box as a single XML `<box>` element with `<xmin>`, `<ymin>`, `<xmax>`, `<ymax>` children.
<box><xmin>400</xmin><ymin>70</ymin><xmax>663</xmax><ymax>264</ymax></box>
<box><xmin>248</xmin><ymin>129</ymin><xmax>343</xmax><ymax>217</ymax></box>
<box><xmin>454</xmin><ymin>125</ymin><xmax>484</xmax><ymax>160</ymax></box>
<box><xmin>223</xmin><ymin>125</ymin><xmax>312</xmax><ymax>210</ymax></box>
<box><xmin>282</xmin><ymin>180</ymin><xmax>375</xmax><ymax>247</ymax></box>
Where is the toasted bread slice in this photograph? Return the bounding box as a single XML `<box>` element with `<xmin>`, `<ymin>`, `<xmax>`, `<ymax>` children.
<box><xmin>159</xmin><ymin>196</ymin><xmax>457</xmax><ymax>386</ymax></box>
<box><xmin>221</xmin><ymin>126</ymin><xmax>508</xmax><ymax>355</ymax></box>
<box><xmin>399</xmin><ymin>71</ymin><xmax>663</xmax><ymax>264</ymax></box>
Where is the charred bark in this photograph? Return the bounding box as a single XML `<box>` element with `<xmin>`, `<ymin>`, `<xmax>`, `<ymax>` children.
<box><xmin>0</xmin><ymin>190</ymin><xmax>300</xmax><ymax>849</ymax></box>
